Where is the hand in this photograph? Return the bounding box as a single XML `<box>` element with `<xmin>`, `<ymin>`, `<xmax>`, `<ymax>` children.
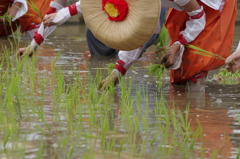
<box><xmin>225</xmin><ymin>50</ymin><xmax>240</xmax><ymax>73</ymax></box>
<box><xmin>43</xmin><ymin>13</ymin><xmax>57</xmax><ymax>27</ymax></box>
<box><xmin>0</xmin><ymin>18</ymin><xmax>4</xmax><ymax>24</ymax></box>
<box><xmin>157</xmin><ymin>44</ymin><xmax>180</xmax><ymax>68</ymax></box>
<box><xmin>16</xmin><ymin>45</ymin><xmax>35</xmax><ymax>58</ymax></box>
<box><xmin>0</xmin><ymin>18</ymin><xmax>7</xmax><ymax>24</ymax></box>
<box><xmin>98</xmin><ymin>69</ymin><xmax>122</xmax><ymax>91</ymax></box>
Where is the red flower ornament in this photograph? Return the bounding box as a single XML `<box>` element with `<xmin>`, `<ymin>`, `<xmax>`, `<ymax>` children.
<box><xmin>102</xmin><ymin>0</ymin><xmax>128</xmax><ymax>21</ymax></box>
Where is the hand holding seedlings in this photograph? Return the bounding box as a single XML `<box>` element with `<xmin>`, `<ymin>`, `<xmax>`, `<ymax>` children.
<box><xmin>157</xmin><ymin>43</ymin><xmax>180</xmax><ymax>68</ymax></box>
<box><xmin>16</xmin><ymin>45</ymin><xmax>35</xmax><ymax>58</ymax></box>
<box><xmin>0</xmin><ymin>18</ymin><xmax>5</xmax><ymax>24</ymax></box>
<box><xmin>225</xmin><ymin>49</ymin><xmax>240</xmax><ymax>73</ymax></box>
<box><xmin>43</xmin><ymin>13</ymin><xmax>57</xmax><ymax>27</ymax></box>
<box><xmin>98</xmin><ymin>69</ymin><xmax>122</xmax><ymax>91</ymax></box>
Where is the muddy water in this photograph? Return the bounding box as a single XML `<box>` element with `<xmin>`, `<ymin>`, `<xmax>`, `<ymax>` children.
<box><xmin>0</xmin><ymin>23</ymin><xmax>240</xmax><ymax>158</ymax></box>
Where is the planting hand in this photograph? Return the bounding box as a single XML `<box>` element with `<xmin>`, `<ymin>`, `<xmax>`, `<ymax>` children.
<box><xmin>98</xmin><ymin>69</ymin><xmax>122</xmax><ymax>91</ymax></box>
<box><xmin>43</xmin><ymin>2</ymin><xmax>80</xmax><ymax>27</ymax></box>
<box><xmin>43</xmin><ymin>13</ymin><xmax>57</xmax><ymax>27</ymax></box>
<box><xmin>16</xmin><ymin>45</ymin><xmax>35</xmax><ymax>58</ymax></box>
<box><xmin>0</xmin><ymin>18</ymin><xmax>5</xmax><ymax>24</ymax></box>
<box><xmin>157</xmin><ymin>43</ymin><xmax>180</xmax><ymax>68</ymax></box>
<box><xmin>225</xmin><ymin>50</ymin><xmax>240</xmax><ymax>73</ymax></box>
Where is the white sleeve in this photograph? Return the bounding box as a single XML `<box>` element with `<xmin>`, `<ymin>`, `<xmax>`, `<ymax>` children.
<box><xmin>118</xmin><ymin>47</ymin><xmax>144</xmax><ymax>71</ymax></box>
<box><xmin>12</xmin><ymin>0</ymin><xmax>28</xmax><ymax>21</ymax></box>
<box><xmin>76</xmin><ymin>1</ymin><xmax>82</xmax><ymax>13</ymax></box>
<box><xmin>51</xmin><ymin>1</ymin><xmax>82</xmax><ymax>25</ymax></box>
<box><xmin>30</xmin><ymin>2</ymin><xmax>64</xmax><ymax>50</ymax></box>
<box><xmin>173</xmin><ymin>0</ymin><xmax>190</xmax><ymax>7</ymax></box>
<box><xmin>178</xmin><ymin>6</ymin><xmax>206</xmax><ymax>44</ymax></box>
<box><xmin>236</xmin><ymin>41</ymin><xmax>240</xmax><ymax>52</ymax></box>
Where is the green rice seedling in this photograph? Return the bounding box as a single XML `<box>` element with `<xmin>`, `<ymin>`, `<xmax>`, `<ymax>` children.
<box><xmin>236</xmin><ymin>148</ymin><xmax>240</xmax><ymax>159</ymax></box>
<box><xmin>147</xmin><ymin>64</ymin><xmax>166</xmax><ymax>88</ymax></box>
<box><xmin>107</xmin><ymin>63</ymin><xmax>115</xmax><ymax>70</ymax></box>
<box><xmin>186</xmin><ymin>44</ymin><xmax>226</xmax><ymax>61</ymax></box>
<box><xmin>155</xmin><ymin>26</ymin><xmax>170</xmax><ymax>54</ymax></box>
<box><xmin>213</xmin><ymin>68</ymin><xmax>240</xmax><ymax>84</ymax></box>
<box><xmin>214</xmin><ymin>68</ymin><xmax>240</xmax><ymax>79</ymax></box>
<box><xmin>26</xmin><ymin>0</ymin><xmax>44</xmax><ymax>20</ymax></box>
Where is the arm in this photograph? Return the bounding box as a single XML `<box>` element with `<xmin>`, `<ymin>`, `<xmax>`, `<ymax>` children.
<box><xmin>17</xmin><ymin>1</ymin><xmax>81</xmax><ymax>57</ymax></box>
<box><xmin>159</xmin><ymin>0</ymin><xmax>206</xmax><ymax>69</ymax></box>
<box><xmin>11</xmin><ymin>0</ymin><xmax>28</xmax><ymax>21</ymax></box>
<box><xmin>225</xmin><ymin>41</ymin><xmax>240</xmax><ymax>73</ymax></box>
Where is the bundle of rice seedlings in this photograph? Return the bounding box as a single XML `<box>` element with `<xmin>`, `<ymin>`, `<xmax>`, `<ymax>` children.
<box><xmin>186</xmin><ymin>44</ymin><xmax>226</xmax><ymax>61</ymax></box>
<box><xmin>214</xmin><ymin>68</ymin><xmax>240</xmax><ymax>80</ymax></box>
<box><xmin>155</xmin><ymin>26</ymin><xmax>169</xmax><ymax>55</ymax></box>
<box><xmin>147</xmin><ymin>64</ymin><xmax>166</xmax><ymax>81</ymax></box>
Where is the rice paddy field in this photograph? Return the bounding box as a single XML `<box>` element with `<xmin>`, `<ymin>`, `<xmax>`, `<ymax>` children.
<box><xmin>0</xmin><ymin>22</ymin><xmax>240</xmax><ymax>159</ymax></box>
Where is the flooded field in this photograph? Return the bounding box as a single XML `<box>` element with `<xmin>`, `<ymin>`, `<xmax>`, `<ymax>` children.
<box><xmin>0</xmin><ymin>23</ymin><xmax>240</xmax><ymax>159</ymax></box>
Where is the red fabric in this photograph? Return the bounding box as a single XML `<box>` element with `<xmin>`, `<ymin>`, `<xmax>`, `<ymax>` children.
<box><xmin>25</xmin><ymin>23</ymin><xmax>40</xmax><ymax>31</ymax></box>
<box><xmin>115</xmin><ymin>60</ymin><xmax>126</xmax><ymax>75</ymax></box>
<box><xmin>18</xmin><ymin>0</ymin><xmax>53</xmax><ymax>33</ymax></box>
<box><xmin>68</xmin><ymin>3</ymin><xmax>78</xmax><ymax>16</ymax></box>
<box><xmin>46</xmin><ymin>7</ymin><xmax>57</xmax><ymax>14</ymax></box>
<box><xmin>102</xmin><ymin>0</ymin><xmax>128</xmax><ymax>21</ymax></box>
<box><xmin>165</xmin><ymin>0</ymin><xmax>237</xmax><ymax>84</ymax></box>
<box><xmin>177</xmin><ymin>34</ymin><xmax>187</xmax><ymax>45</ymax></box>
<box><xmin>190</xmin><ymin>10</ymin><xmax>204</xmax><ymax>19</ymax></box>
<box><xmin>189</xmin><ymin>71</ymin><xmax>208</xmax><ymax>83</ymax></box>
<box><xmin>33</xmin><ymin>32</ymin><xmax>44</xmax><ymax>45</ymax></box>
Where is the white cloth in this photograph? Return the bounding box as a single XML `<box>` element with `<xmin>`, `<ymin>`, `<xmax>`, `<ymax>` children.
<box><xmin>12</xmin><ymin>0</ymin><xmax>28</xmax><ymax>21</ymax></box>
<box><xmin>118</xmin><ymin>47</ymin><xmax>144</xmax><ymax>70</ymax></box>
<box><xmin>161</xmin><ymin>0</ymin><xmax>223</xmax><ymax>11</ymax></box>
<box><xmin>180</xmin><ymin>6</ymin><xmax>206</xmax><ymax>43</ymax></box>
<box><xmin>236</xmin><ymin>41</ymin><xmax>240</xmax><ymax>52</ymax></box>
<box><xmin>30</xmin><ymin>1</ymin><xmax>82</xmax><ymax>49</ymax></box>
<box><xmin>25</xmin><ymin>25</ymin><xmax>40</xmax><ymax>38</ymax></box>
<box><xmin>168</xmin><ymin>41</ymin><xmax>185</xmax><ymax>70</ymax></box>
<box><xmin>30</xmin><ymin>1</ymin><xmax>64</xmax><ymax>49</ymax></box>
<box><xmin>51</xmin><ymin>1</ymin><xmax>81</xmax><ymax>25</ymax></box>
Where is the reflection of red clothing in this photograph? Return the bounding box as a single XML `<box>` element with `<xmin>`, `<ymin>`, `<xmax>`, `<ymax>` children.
<box><xmin>0</xmin><ymin>0</ymin><xmax>19</xmax><ymax>36</ymax></box>
<box><xmin>166</xmin><ymin>0</ymin><xmax>236</xmax><ymax>84</ymax></box>
<box><xmin>18</xmin><ymin>0</ymin><xmax>53</xmax><ymax>33</ymax></box>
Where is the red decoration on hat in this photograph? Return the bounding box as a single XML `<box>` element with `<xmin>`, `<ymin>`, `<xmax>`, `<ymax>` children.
<box><xmin>102</xmin><ymin>0</ymin><xmax>128</xmax><ymax>21</ymax></box>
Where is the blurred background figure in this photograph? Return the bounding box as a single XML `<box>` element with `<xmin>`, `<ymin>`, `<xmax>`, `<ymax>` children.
<box><xmin>0</xmin><ymin>0</ymin><xmax>53</xmax><ymax>38</ymax></box>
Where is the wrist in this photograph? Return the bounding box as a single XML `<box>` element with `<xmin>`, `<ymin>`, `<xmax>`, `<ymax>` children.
<box><xmin>30</xmin><ymin>40</ymin><xmax>39</xmax><ymax>51</ymax></box>
<box><xmin>68</xmin><ymin>3</ymin><xmax>78</xmax><ymax>16</ymax></box>
<box><xmin>114</xmin><ymin>60</ymin><xmax>127</xmax><ymax>75</ymax></box>
<box><xmin>176</xmin><ymin>34</ymin><xmax>187</xmax><ymax>45</ymax></box>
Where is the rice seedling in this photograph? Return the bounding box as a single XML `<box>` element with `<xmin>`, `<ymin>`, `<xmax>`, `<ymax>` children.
<box><xmin>147</xmin><ymin>64</ymin><xmax>166</xmax><ymax>88</ymax></box>
<box><xmin>26</xmin><ymin>0</ymin><xmax>44</xmax><ymax>20</ymax></box>
<box><xmin>0</xmin><ymin>35</ymin><xmax>233</xmax><ymax>159</ymax></box>
<box><xmin>236</xmin><ymin>148</ymin><xmax>240</xmax><ymax>159</ymax></box>
<box><xmin>155</xmin><ymin>26</ymin><xmax>169</xmax><ymax>54</ymax></box>
<box><xmin>215</xmin><ymin>68</ymin><xmax>240</xmax><ymax>79</ymax></box>
<box><xmin>213</xmin><ymin>68</ymin><xmax>240</xmax><ymax>84</ymax></box>
<box><xmin>186</xmin><ymin>44</ymin><xmax>226</xmax><ymax>61</ymax></box>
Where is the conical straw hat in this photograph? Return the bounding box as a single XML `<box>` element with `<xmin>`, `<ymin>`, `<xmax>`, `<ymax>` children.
<box><xmin>81</xmin><ymin>0</ymin><xmax>161</xmax><ymax>51</ymax></box>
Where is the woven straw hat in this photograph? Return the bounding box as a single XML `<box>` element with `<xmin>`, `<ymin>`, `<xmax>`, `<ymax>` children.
<box><xmin>81</xmin><ymin>0</ymin><xmax>161</xmax><ymax>51</ymax></box>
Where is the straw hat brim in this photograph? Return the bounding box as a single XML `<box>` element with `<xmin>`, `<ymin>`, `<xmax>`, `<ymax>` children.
<box><xmin>81</xmin><ymin>0</ymin><xmax>161</xmax><ymax>51</ymax></box>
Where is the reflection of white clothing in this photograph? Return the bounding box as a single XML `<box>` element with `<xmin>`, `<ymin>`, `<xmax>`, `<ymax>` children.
<box><xmin>12</xmin><ymin>0</ymin><xmax>28</xmax><ymax>21</ymax></box>
<box><xmin>118</xmin><ymin>0</ymin><xmax>225</xmax><ymax>72</ymax></box>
